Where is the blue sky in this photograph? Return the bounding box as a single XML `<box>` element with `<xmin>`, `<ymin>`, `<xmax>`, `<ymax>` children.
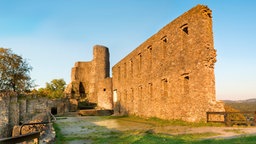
<box><xmin>0</xmin><ymin>0</ymin><xmax>255</xmax><ymax>100</ymax></box>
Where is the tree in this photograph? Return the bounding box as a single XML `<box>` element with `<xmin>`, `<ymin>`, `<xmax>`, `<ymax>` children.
<box><xmin>38</xmin><ymin>79</ymin><xmax>66</xmax><ymax>98</ymax></box>
<box><xmin>0</xmin><ymin>48</ymin><xmax>33</xmax><ymax>92</ymax></box>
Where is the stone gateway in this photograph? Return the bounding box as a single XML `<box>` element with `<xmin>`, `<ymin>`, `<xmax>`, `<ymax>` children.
<box><xmin>65</xmin><ymin>4</ymin><xmax>224</xmax><ymax>122</ymax></box>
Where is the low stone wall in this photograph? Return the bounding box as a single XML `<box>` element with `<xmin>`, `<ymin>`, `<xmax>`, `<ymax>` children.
<box><xmin>0</xmin><ymin>92</ymin><xmax>19</xmax><ymax>138</ymax></box>
<box><xmin>0</xmin><ymin>92</ymin><xmax>69</xmax><ymax>138</ymax></box>
<box><xmin>12</xmin><ymin>112</ymin><xmax>56</xmax><ymax>143</ymax></box>
<box><xmin>0</xmin><ymin>92</ymin><xmax>10</xmax><ymax>138</ymax></box>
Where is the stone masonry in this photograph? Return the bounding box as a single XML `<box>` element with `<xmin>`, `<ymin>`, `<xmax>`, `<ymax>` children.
<box><xmin>112</xmin><ymin>4</ymin><xmax>224</xmax><ymax>122</ymax></box>
<box><xmin>66</xmin><ymin>4</ymin><xmax>224</xmax><ymax>122</ymax></box>
<box><xmin>0</xmin><ymin>93</ymin><xmax>69</xmax><ymax>137</ymax></box>
<box><xmin>65</xmin><ymin>45</ymin><xmax>113</xmax><ymax>110</ymax></box>
<box><xmin>0</xmin><ymin>92</ymin><xmax>19</xmax><ymax>138</ymax></box>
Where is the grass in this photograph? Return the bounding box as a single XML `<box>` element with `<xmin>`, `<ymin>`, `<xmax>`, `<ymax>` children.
<box><xmin>104</xmin><ymin>115</ymin><xmax>224</xmax><ymax>127</ymax></box>
<box><xmin>52</xmin><ymin>122</ymin><xmax>65</xmax><ymax>144</ymax></box>
<box><xmin>223</xmin><ymin>129</ymin><xmax>245</xmax><ymax>134</ymax></box>
<box><xmin>93</xmin><ymin>132</ymin><xmax>256</xmax><ymax>144</ymax></box>
<box><xmin>55</xmin><ymin>117</ymin><xmax>67</xmax><ymax>120</ymax></box>
<box><xmin>53</xmin><ymin>116</ymin><xmax>256</xmax><ymax>144</ymax></box>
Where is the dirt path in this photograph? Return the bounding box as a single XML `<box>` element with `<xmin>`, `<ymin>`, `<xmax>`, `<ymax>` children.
<box><xmin>55</xmin><ymin>116</ymin><xmax>256</xmax><ymax>143</ymax></box>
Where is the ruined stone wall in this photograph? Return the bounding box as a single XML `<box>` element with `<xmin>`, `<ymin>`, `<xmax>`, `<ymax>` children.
<box><xmin>24</xmin><ymin>97</ymin><xmax>69</xmax><ymax>116</ymax></box>
<box><xmin>47</xmin><ymin>98</ymin><xmax>69</xmax><ymax>115</ymax></box>
<box><xmin>68</xmin><ymin>62</ymin><xmax>92</xmax><ymax>100</ymax></box>
<box><xmin>90</xmin><ymin>45</ymin><xmax>110</xmax><ymax>103</ymax></box>
<box><xmin>0</xmin><ymin>93</ymin><xmax>11</xmax><ymax>138</ymax></box>
<box><xmin>18</xmin><ymin>97</ymin><xmax>50</xmax><ymax>123</ymax></box>
<box><xmin>19</xmin><ymin>99</ymin><xmax>27</xmax><ymax>122</ymax></box>
<box><xmin>0</xmin><ymin>92</ymin><xmax>19</xmax><ymax>138</ymax></box>
<box><xmin>72</xmin><ymin>62</ymin><xmax>92</xmax><ymax>82</ymax></box>
<box><xmin>27</xmin><ymin>97</ymin><xmax>48</xmax><ymax>114</ymax></box>
<box><xmin>97</xmin><ymin>78</ymin><xmax>113</xmax><ymax>110</ymax></box>
<box><xmin>9</xmin><ymin>96</ymin><xmax>19</xmax><ymax>132</ymax></box>
<box><xmin>65</xmin><ymin>45</ymin><xmax>113</xmax><ymax>110</ymax></box>
<box><xmin>0</xmin><ymin>93</ymin><xmax>69</xmax><ymax>138</ymax></box>
<box><xmin>112</xmin><ymin>5</ymin><xmax>224</xmax><ymax>122</ymax></box>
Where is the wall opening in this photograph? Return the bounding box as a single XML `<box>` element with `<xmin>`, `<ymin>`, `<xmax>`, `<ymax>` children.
<box><xmin>130</xmin><ymin>88</ymin><xmax>134</xmax><ymax>102</ymax></box>
<box><xmin>161</xmin><ymin>36</ymin><xmax>167</xmax><ymax>59</ymax></box>
<box><xmin>124</xmin><ymin>90</ymin><xmax>127</xmax><ymax>108</ymax></box>
<box><xmin>103</xmin><ymin>88</ymin><xmax>106</xmax><ymax>91</ymax></box>
<box><xmin>124</xmin><ymin>62</ymin><xmax>127</xmax><ymax>78</ymax></box>
<box><xmin>138</xmin><ymin>86</ymin><xmax>143</xmax><ymax>113</ymax></box>
<box><xmin>51</xmin><ymin>107</ymin><xmax>57</xmax><ymax>115</ymax></box>
<box><xmin>79</xmin><ymin>82</ymin><xmax>85</xmax><ymax>98</ymax></box>
<box><xmin>138</xmin><ymin>53</ymin><xmax>142</xmax><ymax>73</ymax></box>
<box><xmin>202</xmin><ymin>9</ymin><xmax>212</xmax><ymax>18</ymax></box>
<box><xmin>184</xmin><ymin>75</ymin><xmax>189</xmax><ymax>94</ymax></box>
<box><xmin>161</xmin><ymin>36</ymin><xmax>168</xmax><ymax>43</ymax></box>
<box><xmin>147</xmin><ymin>46</ymin><xmax>152</xmax><ymax>70</ymax></box>
<box><xmin>113</xmin><ymin>90</ymin><xmax>118</xmax><ymax>103</ymax></box>
<box><xmin>161</xmin><ymin>79</ymin><xmax>168</xmax><ymax>97</ymax></box>
<box><xmin>118</xmin><ymin>66</ymin><xmax>121</xmax><ymax>81</ymax></box>
<box><xmin>130</xmin><ymin>59</ymin><xmax>133</xmax><ymax>77</ymax></box>
<box><xmin>183</xmin><ymin>27</ymin><xmax>188</xmax><ymax>34</ymax></box>
<box><xmin>180</xmin><ymin>24</ymin><xmax>188</xmax><ymax>34</ymax></box>
<box><xmin>130</xmin><ymin>88</ymin><xmax>134</xmax><ymax>113</ymax></box>
<box><xmin>148</xmin><ymin>83</ymin><xmax>153</xmax><ymax>97</ymax></box>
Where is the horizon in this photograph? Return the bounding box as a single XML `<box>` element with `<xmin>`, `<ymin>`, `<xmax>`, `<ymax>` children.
<box><xmin>0</xmin><ymin>0</ymin><xmax>255</xmax><ymax>100</ymax></box>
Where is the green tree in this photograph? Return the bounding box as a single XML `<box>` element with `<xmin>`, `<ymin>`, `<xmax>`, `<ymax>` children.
<box><xmin>0</xmin><ymin>48</ymin><xmax>33</xmax><ymax>92</ymax></box>
<box><xmin>38</xmin><ymin>79</ymin><xmax>66</xmax><ymax>98</ymax></box>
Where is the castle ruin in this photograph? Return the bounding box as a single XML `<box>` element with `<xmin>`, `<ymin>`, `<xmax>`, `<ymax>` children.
<box><xmin>65</xmin><ymin>4</ymin><xmax>224</xmax><ymax>122</ymax></box>
<box><xmin>65</xmin><ymin>45</ymin><xmax>113</xmax><ymax>110</ymax></box>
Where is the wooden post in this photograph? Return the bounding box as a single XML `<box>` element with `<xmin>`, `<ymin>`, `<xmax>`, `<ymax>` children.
<box><xmin>224</xmin><ymin>113</ymin><xmax>228</xmax><ymax>126</ymax></box>
<box><xmin>254</xmin><ymin>111</ymin><xmax>256</xmax><ymax>125</ymax></box>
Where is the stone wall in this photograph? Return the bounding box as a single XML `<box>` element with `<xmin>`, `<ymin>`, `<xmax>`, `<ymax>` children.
<box><xmin>0</xmin><ymin>92</ymin><xmax>11</xmax><ymax>138</ymax></box>
<box><xmin>0</xmin><ymin>93</ymin><xmax>69</xmax><ymax>138</ymax></box>
<box><xmin>97</xmin><ymin>78</ymin><xmax>113</xmax><ymax>110</ymax></box>
<box><xmin>112</xmin><ymin>5</ymin><xmax>224</xmax><ymax>122</ymax></box>
<box><xmin>65</xmin><ymin>45</ymin><xmax>113</xmax><ymax>110</ymax></box>
<box><xmin>0</xmin><ymin>92</ymin><xmax>19</xmax><ymax>138</ymax></box>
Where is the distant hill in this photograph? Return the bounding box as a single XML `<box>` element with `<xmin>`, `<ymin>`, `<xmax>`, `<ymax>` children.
<box><xmin>223</xmin><ymin>99</ymin><xmax>256</xmax><ymax>112</ymax></box>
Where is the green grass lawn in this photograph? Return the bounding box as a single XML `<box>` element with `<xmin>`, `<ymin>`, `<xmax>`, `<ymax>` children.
<box><xmin>53</xmin><ymin>116</ymin><xmax>256</xmax><ymax>144</ymax></box>
<box><xmin>94</xmin><ymin>132</ymin><xmax>256</xmax><ymax>144</ymax></box>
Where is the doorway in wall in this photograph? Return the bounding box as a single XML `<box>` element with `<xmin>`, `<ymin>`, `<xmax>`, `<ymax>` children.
<box><xmin>51</xmin><ymin>107</ymin><xmax>57</xmax><ymax>115</ymax></box>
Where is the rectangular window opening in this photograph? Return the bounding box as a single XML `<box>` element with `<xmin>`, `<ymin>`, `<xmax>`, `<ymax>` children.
<box><xmin>148</xmin><ymin>83</ymin><xmax>153</xmax><ymax>97</ymax></box>
<box><xmin>147</xmin><ymin>46</ymin><xmax>152</xmax><ymax>70</ymax></box>
<box><xmin>161</xmin><ymin>78</ymin><xmax>168</xmax><ymax>97</ymax></box>
<box><xmin>130</xmin><ymin>59</ymin><xmax>133</xmax><ymax>77</ymax></box>
<box><xmin>124</xmin><ymin>62</ymin><xmax>127</xmax><ymax>78</ymax></box>
<box><xmin>161</xmin><ymin>36</ymin><xmax>167</xmax><ymax>59</ymax></box>
<box><xmin>184</xmin><ymin>75</ymin><xmax>189</xmax><ymax>94</ymax></box>
<box><xmin>118</xmin><ymin>66</ymin><xmax>121</xmax><ymax>81</ymax></box>
<box><xmin>138</xmin><ymin>53</ymin><xmax>142</xmax><ymax>72</ymax></box>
